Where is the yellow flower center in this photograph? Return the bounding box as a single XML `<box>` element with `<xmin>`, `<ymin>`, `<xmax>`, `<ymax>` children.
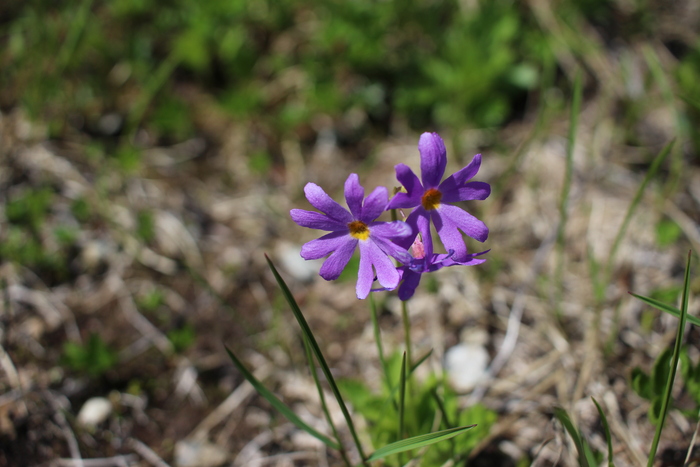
<box><xmin>348</xmin><ymin>220</ymin><xmax>370</xmax><ymax>240</ymax></box>
<box><xmin>421</xmin><ymin>188</ymin><xmax>442</xmax><ymax>210</ymax></box>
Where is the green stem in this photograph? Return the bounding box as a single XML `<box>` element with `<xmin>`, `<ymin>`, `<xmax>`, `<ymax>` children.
<box><xmin>369</xmin><ymin>294</ymin><xmax>392</xmax><ymax>392</ymax></box>
<box><xmin>401</xmin><ymin>300</ymin><xmax>412</xmax><ymax>373</ymax></box>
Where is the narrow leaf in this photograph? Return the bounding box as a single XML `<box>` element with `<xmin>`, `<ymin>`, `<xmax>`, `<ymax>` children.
<box><xmin>410</xmin><ymin>349</ymin><xmax>433</xmax><ymax>374</ymax></box>
<box><xmin>367</xmin><ymin>425</ymin><xmax>477</xmax><ymax>461</ymax></box>
<box><xmin>592</xmin><ymin>397</ymin><xmax>615</xmax><ymax>467</ymax></box>
<box><xmin>264</xmin><ymin>255</ymin><xmax>367</xmax><ymax>462</ymax></box>
<box><xmin>302</xmin><ymin>337</ymin><xmax>352</xmax><ymax>466</ymax></box>
<box><xmin>607</xmin><ymin>140</ymin><xmax>674</xmax><ymax>280</ymax></box>
<box><xmin>554</xmin><ymin>407</ymin><xmax>590</xmax><ymax>467</ymax></box>
<box><xmin>224</xmin><ymin>347</ymin><xmax>339</xmax><ymax>450</ymax></box>
<box><xmin>647</xmin><ymin>251</ymin><xmax>693</xmax><ymax>467</ymax></box>
<box><xmin>629</xmin><ymin>292</ymin><xmax>700</xmax><ymax>327</ymax></box>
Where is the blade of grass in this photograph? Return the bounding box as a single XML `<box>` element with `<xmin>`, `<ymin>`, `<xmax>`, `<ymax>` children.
<box><xmin>56</xmin><ymin>0</ymin><xmax>95</xmax><ymax>73</ymax></box>
<box><xmin>398</xmin><ymin>351</ymin><xmax>407</xmax><ymax>465</ymax></box>
<box><xmin>367</xmin><ymin>425</ymin><xmax>477</xmax><ymax>461</ymax></box>
<box><xmin>628</xmin><ymin>292</ymin><xmax>700</xmax><ymax>327</ymax></box>
<box><xmin>264</xmin><ymin>254</ymin><xmax>368</xmax><ymax>464</ymax></box>
<box><xmin>554</xmin><ymin>406</ymin><xmax>590</xmax><ymax>467</ymax></box>
<box><xmin>224</xmin><ymin>347</ymin><xmax>339</xmax><ymax>450</ymax></box>
<box><xmin>555</xmin><ymin>69</ymin><xmax>583</xmax><ymax>316</ymax></box>
<box><xmin>302</xmin><ymin>337</ymin><xmax>351</xmax><ymax>466</ymax></box>
<box><xmin>383</xmin><ymin>349</ymin><xmax>434</xmax><ymax>412</ymax></box>
<box><xmin>647</xmin><ymin>250</ymin><xmax>693</xmax><ymax>467</ymax></box>
<box><xmin>592</xmin><ymin>397</ymin><xmax>615</xmax><ymax>467</ymax></box>
<box><xmin>605</xmin><ymin>140</ymin><xmax>675</xmax><ymax>281</ymax></box>
<box><xmin>410</xmin><ymin>349</ymin><xmax>433</xmax><ymax>374</ymax></box>
<box><xmin>641</xmin><ymin>45</ymin><xmax>684</xmax><ymax>194</ymax></box>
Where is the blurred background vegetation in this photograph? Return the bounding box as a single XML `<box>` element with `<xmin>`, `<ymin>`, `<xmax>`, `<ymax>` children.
<box><xmin>3</xmin><ymin>0</ymin><xmax>698</xmax><ymax>157</ymax></box>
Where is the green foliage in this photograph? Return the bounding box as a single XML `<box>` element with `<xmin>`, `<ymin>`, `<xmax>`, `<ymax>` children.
<box><xmin>167</xmin><ymin>324</ymin><xmax>196</xmax><ymax>353</ymax></box>
<box><xmin>655</xmin><ymin>219</ymin><xmax>682</xmax><ymax>248</ymax></box>
<box><xmin>631</xmin><ymin>348</ymin><xmax>672</xmax><ymax>424</ymax></box>
<box><xmin>136</xmin><ymin>210</ymin><xmax>155</xmax><ymax>243</ymax></box>
<box><xmin>6</xmin><ymin>188</ymin><xmax>54</xmax><ymax>232</ymax></box>
<box><xmin>339</xmin><ymin>352</ymin><xmax>496</xmax><ymax>466</ymax></box>
<box><xmin>554</xmin><ymin>406</ymin><xmax>602</xmax><ymax>467</ymax></box>
<box><xmin>62</xmin><ymin>333</ymin><xmax>118</xmax><ymax>378</ymax></box>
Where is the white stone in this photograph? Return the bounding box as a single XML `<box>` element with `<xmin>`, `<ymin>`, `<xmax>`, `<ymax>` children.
<box><xmin>76</xmin><ymin>397</ymin><xmax>112</xmax><ymax>427</ymax></box>
<box><xmin>175</xmin><ymin>439</ymin><xmax>228</xmax><ymax>467</ymax></box>
<box><xmin>444</xmin><ymin>343</ymin><xmax>490</xmax><ymax>392</ymax></box>
<box><xmin>276</xmin><ymin>242</ymin><xmax>322</xmax><ymax>283</ymax></box>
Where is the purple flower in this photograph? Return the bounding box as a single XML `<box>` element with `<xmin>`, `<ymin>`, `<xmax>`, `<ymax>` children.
<box><xmin>290</xmin><ymin>174</ymin><xmax>412</xmax><ymax>299</ymax></box>
<box><xmin>387</xmin><ymin>132</ymin><xmax>490</xmax><ymax>262</ymax></box>
<box><xmin>395</xmin><ymin>237</ymin><xmax>489</xmax><ymax>300</ymax></box>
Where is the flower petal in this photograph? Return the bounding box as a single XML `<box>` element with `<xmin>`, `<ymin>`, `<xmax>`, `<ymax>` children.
<box><xmin>419</xmin><ymin>132</ymin><xmax>447</xmax><ymax>189</ymax></box>
<box><xmin>438</xmin><ymin>204</ymin><xmax>488</xmax><ymax>242</ymax></box>
<box><xmin>319</xmin><ymin>236</ymin><xmax>358</xmax><ymax>281</ymax></box>
<box><xmin>438</xmin><ymin>154</ymin><xmax>482</xmax><ymax>194</ymax></box>
<box><xmin>369</xmin><ymin>220</ymin><xmax>412</xmax><ymax>241</ymax></box>
<box><xmin>344</xmin><ymin>173</ymin><xmax>364</xmax><ymax>219</ymax></box>
<box><xmin>360</xmin><ymin>186</ymin><xmax>389</xmax><ymax>223</ymax></box>
<box><xmin>431</xmin><ymin>210</ymin><xmax>468</xmax><ymax>261</ymax></box>
<box><xmin>357</xmin><ymin>240</ymin><xmax>400</xmax><ymax>299</ymax></box>
<box><xmin>371</xmin><ymin>235</ymin><xmax>412</xmax><ymax>265</ymax></box>
<box><xmin>398</xmin><ymin>269</ymin><xmax>422</xmax><ymax>301</ymax></box>
<box><xmin>290</xmin><ymin>209</ymin><xmax>347</xmax><ymax>231</ymax></box>
<box><xmin>300</xmin><ymin>230</ymin><xmax>351</xmax><ymax>260</ymax></box>
<box><xmin>441</xmin><ymin>181</ymin><xmax>491</xmax><ymax>203</ymax></box>
<box><xmin>304</xmin><ymin>183</ymin><xmax>352</xmax><ymax>223</ymax></box>
<box><xmin>387</xmin><ymin>164</ymin><xmax>423</xmax><ymax>209</ymax></box>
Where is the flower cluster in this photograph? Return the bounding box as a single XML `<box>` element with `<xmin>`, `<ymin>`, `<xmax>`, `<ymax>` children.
<box><xmin>290</xmin><ymin>132</ymin><xmax>490</xmax><ymax>300</ymax></box>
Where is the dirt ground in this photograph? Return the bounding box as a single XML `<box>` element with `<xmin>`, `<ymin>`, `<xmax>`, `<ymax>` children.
<box><xmin>1</xmin><ymin>55</ymin><xmax>700</xmax><ymax>466</ymax></box>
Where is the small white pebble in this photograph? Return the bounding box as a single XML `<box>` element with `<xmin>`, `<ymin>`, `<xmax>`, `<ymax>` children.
<box><xmin>445</xmin><ymin>343</ymin><xmax>489</xmax><ymax>392</ymax></box>
<box><xmin>76</xmin><ymin>397</ymin><xmax>112</xmax><ymax>427</ymax></box>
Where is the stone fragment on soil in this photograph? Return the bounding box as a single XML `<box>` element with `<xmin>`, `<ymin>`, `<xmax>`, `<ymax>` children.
<box><xmin>175</xmin><ymin>439</ymin><xmax>228</xmax><ymax>467</ymax></box>
<box><xmin>76</xmin><ymin>397</ymin><xmax>112</xmax><ymax>428</ymax></box>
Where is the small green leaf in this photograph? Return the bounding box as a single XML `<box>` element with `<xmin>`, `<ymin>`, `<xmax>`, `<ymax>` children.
<box><xmin>367</xmin><ymin>425</ymin><xmax>477</xmax><ymax>461</ymax></box>
<box><xmin>631</xmin><ymin>367</ymin><xmax>652</xmax><ymax>399</ymax></box>
<box><xmin>224</xmin><ymin>347</ymin><xmax>339</xmax><ymax>450</ymax></box>
<box><xmin>554</xmin><ymin>407</ymin><xmax>590</xmax><ymax>467</ymax></box>
<box><xmin>651</xmin><ymin>348</ymin><xmax>673</xmax><ymax>395</ymax></box>
<box><xmin>592</xmin><ymin>397</ymin><xmax>615</xmax><ymax>467</ymax></box>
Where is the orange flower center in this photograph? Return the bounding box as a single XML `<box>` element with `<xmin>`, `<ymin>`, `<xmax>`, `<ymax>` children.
<box><xmin>348</xmin><ymin>220</ymin><xmax>370</xmax><ymax>240</ymax></box>
<box><xmin>421</xmin><ymin>188</ymin><xmax>442</xmax><ymax>210</ymax></box>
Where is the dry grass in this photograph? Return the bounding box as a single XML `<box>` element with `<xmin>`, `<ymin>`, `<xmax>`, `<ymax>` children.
<box><xmin>1</xmin><ymin>42</ymin><xmax>699</xmax><ymax>467</ymax></box>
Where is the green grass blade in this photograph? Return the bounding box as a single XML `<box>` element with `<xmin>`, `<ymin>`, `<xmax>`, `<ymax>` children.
<box><xmin>555</xmin><ymin>70</ymin><xmax>583</xmax><ymax>316</ymax></box>
<box><xmin>410</xmin><ymin>349</ymin><xmax>433</xmax><ymax>374</ymax></box>
<box><xmin>606</xmin><ymin>140</ymin><xmax>674</xmax><ymax>280</ymax></box>
<box><xmin>367</xmin><ymin>425</ymin><xmax>477</xmax><ymax>461</ymax></box>
<box><xmin>398</xmin><ymin>351</ymin><xmax>407</xmax><ymax>441</ymax></box>
<box><xmin>647</xmin><ymin>251</ymin><xmax>693</xmax><ymax>467</ymax></box>
<box><xmin>264</xmin><ymin>254</ymin><xmax>368</xmax><ymax>463</ymax></box>
<box><xmin>554</xmin><ymin>407</ymin><xmax>589</xmax><ymax>467</ymax></box>
<box><xmin>302</xmin><ymin>337</ymin><xmax>351</xmax><ymax>466</ymax></box>
<box><xmin>629</xmin><ymin>292</ymin><xmax>700</xmax><ymax>327</ymax></box>
<box><xmin>592</xmin><ymin>397</ymin><xmax>615</xmax><ymax>467</ymax></box>
<box><xmin>224</xmin><ymin>347</ymin><xmax>339</xmax><ymax>450</ymax></box>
